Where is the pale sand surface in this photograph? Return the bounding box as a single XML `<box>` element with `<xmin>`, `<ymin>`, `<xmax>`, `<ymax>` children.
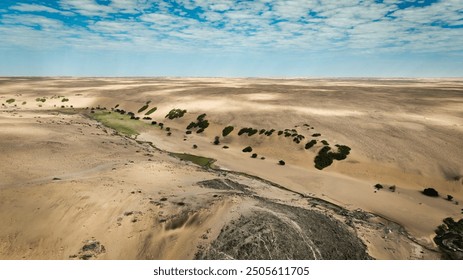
<box><xmin>0</xmin><ymin>77</ymin><xmax>462</xmax><ymax>259</ymax></box>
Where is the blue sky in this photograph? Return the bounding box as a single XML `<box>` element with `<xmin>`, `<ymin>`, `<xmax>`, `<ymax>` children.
<box><xmin>0</xmin><ymin>0</ymin><xmax>462</xmax><ymax>77</ymax></box>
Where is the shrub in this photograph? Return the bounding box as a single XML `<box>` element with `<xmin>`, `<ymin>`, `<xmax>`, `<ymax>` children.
<box><xmin>36</xmin><ymin>97</ymin><xmax>46</xmax><ymax>102</ymax></box>
<box><xmin>197</xmin><ymin>128</ymin><xmax>204</xmax><ymax>134</ymax></box>
<box><xmin>165</xmin><ymin>127</ymin><xmax>171</xmax><ymax>132</ymax></box>
<box><xmin>115</xmin><ymin>104</ymin><xmax>120</xmax><ymax>108</ymax></box>
<box><xmin>6</xmin><ymin>98</ymin><xmax>15</xmax><ymax>104</ymax></box>
<box><xmin>213</xmin><ymin>136</ymin><xmax>220</xmax><ymax>145</ymax></box>
<box><xmin>248</xmin><ymin>129</ymin><xmax>258</xmax><ymax>136</ymax></box>
<box><xmin>138</xmin><ymin>104</ymin><xmax>149</xmax><ymax>113</ymax></box>
<box><xmin>151</xmin><ymin>121</ymin><xmax>157</xmax><ymax>125</ymax></box>
<box><xmin>186</xmin><ymin>130</ymin><xmax>192</xmax><ymax>134</ymax></box>
<box><xmin>61</xmin><ymin>98</ymin><xmax>69</xmax><ymax>102</ymax></box>
<box><xmin>193</xmin><ymin>144</ymin><xmax>198</xmax><ymax>149</ymax></box>
<box><xmin>165</xmin><ymin>108</ymin><xmax>187</xmax><ymax>120</ymax></box>
<box><xmin>374</xmin><ymin>184</ymin><xmax>383</xmax><ymax>190</ymax></box>
<box><xmin>259</xmin><ymin>129</ymin><xmax>266</xmax><ymax>135</ymax></box>
<box><xmin>197</xmin><ymin>113</ymin><xmax>206</xmax><ymax>121</ymax></box>
<box><xmin>279</xmin><ymin>160</ymin><xmax>285</xmax><ymax>166</ymax></box>
<box><xmin>312</xmin><ymin>133</ymin><xmax>321</xmax><ymax>137</ymax></box>
<box><xmin>145</xmin><ymin>107</ymin><xmax>157</xmax><ymax>115</ymax></box>
<box><xmin>389</xmin><ymin>185</ymin><xmax>396</xmax><ymax>192</ymax></box>
<box><xmin>447</xmin><ymin>195</ymin><xmax>453</xmax><ymax>201</ymax></box>
<box><xmin>251</xmin><ymin>153</ymin><xmax>257</xmax><ymax>158</ymax></box>
<box><xmin>305</xmin><ymin>140</ymin><xmax>317</xmax><ymax>149</ymax></box>
<box><xmin>22</xmin><ymin>101</ymin><xmax>26</xmax><ymax>105</ymax></box>
<box><xmin>159</xmin><ymin>123</ymin><xmax>164</xmax><ymax>129</ymax></box>
<box><xmin>423</xmin><ymin>188</ymin><xmax>439</xmax><ymax>197</ymax></box>
<box><xmin>321</xmin><ymin>140</ymin><xmax>329</xmax><ymax>145</ymax></box>
<box><xmin>314</xmin><ymin>146</ymin><xmax>334</xmax><ymax>170</ymax></box>
<box><xmin>167</xmin><ymin>132</ymin><xmax>172</xmax><ymax>136</ymax></box>
<box><xmin>143</xmin><ymin>117</ymin><xmax>152</xmax><ymax>120</ymax></box>
<box><xmin>222</xmin><ymin>145</ymin><xmax>229</xmax><ymax>149</ymax></box>
<box><xmin>222</xmin><ymin>126</ymin><xmax>234</xmax><ymax>137</ymax></box>
<box><xmin>198</xmin><ymin>120</ymin><xmax>209</xmax><ymax>129</ymax></box>
<box><xmin>278</xmin><ymin>131</ymin><xmax>283</xmax><ymax>136</ymax></box>
<box><xmin>242</xmin><ymin>146</ymin><xmax>253</xmax><ymax>153</ymax></box>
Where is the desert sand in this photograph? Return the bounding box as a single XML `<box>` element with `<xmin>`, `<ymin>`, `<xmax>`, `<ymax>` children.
<box><xmin>0</xmin><ymin>77</ymin><xmax>462</xmax><ymax>260</ymax></box>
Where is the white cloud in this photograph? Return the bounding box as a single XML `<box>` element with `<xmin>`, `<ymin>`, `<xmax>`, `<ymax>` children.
<box><xmin>0</xmin><ymin>0</ymin><xmax>461</xmax><ymax>55</ymax></box>
<box><xmin>10</xmin><ymin>3</ymin><xmax>74</xmax><ymax>16</ymax></box>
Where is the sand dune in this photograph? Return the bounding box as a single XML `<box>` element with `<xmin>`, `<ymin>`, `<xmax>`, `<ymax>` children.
<box><xmin>0</xmin><ymin>77</ymin><xmax>461</xmax><ymax>260</ymax></box>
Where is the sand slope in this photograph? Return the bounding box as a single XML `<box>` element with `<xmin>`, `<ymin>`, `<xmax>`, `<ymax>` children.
<box><xmin>0</xmin><ymin>77</ymin><xmax>461</xmax><ymax>259</ymax></box>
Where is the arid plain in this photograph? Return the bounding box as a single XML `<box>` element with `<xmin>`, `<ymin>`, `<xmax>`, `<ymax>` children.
<box><xmin>0</xmin><ymin>77</ymin><xmax>462</xmax><ymax>260</ymax></box>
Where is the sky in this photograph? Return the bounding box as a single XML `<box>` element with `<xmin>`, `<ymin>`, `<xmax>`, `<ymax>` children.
<box><xmin>0</xmin><ymin>0</ymin><xmax>462</xmax><ymax>77</ymax></box>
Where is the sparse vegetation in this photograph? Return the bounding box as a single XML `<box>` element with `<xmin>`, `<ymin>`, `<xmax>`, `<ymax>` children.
<box><xmin>222</xmin><ymin>126</ymin><xmax>234</xmax><ymax>137</ymax></box>
<box><xmin>423</xmin><ymin>188</ymin><xmax>439</xmax><ymax>197</ymax></box>
<box><xmin>170</xmin><ymin>152</ymin><xmax>214</xmax><ymax>168</ymax></box>
<box><xmin>89</xmin><ymin>110</ymin><xmax>145</xmax><ymax>136</ymax></box>
<box><xmin>165</xmin><ymin>108</ymin><xmax>187</xmax><ymax>120</ymax></box>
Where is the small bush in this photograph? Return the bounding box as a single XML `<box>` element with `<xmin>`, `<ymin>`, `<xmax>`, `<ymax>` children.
<box><xmin>213</xmin><ymin>136</ymin><xmax>220</xmax><ymax>145</ymax></box>
<box><xmin>151</xmin><ymin>121</ymin><xmax>157</xmax><ymax>125</ymax></box>
<box><xmin>374</xmin><ymin>184</ymin><xmax>383</xmax><ymax>190</ymax></box>
<box><xmin>6</xmin><ymin>98</ymin><xmax>15</xmax><ymax>104</ymax></box>
<box><xmin>259</xmin><ymin>129</ymin><xmax>266</xmax><ymax>135</ymax></box>
<box><xmin>447</xmin><ymin>195</ymin><xmax>453</xmax><ymax>201</ymax></box>
<box><xmin>165</xmin><ymin>127</ymin><xmax>171</xmax><ymax>132</ymax></box>
<box><xmin>186</xmin><ymin>130</ymin><xmax>192</xmax><ymax>134</ymax></box>
<box><xmin>279</xmin><ymin>160</ymin><xmax>285</xmax><ymax>166</ymax></box>
<box><xmin>197</xmin><ymin>128</ymin><xmax>204</xmax><ymax>134</ymax></box>
<box><xmin>22</xmin><ymin>101</ymin><xmax>26</xmax><ymax>105</ymax></box>
<box><xmin>242</xmin><ymin>146</ymin><xmax>253</xmax><ymax>153</ymax></box>
<box><xmin>138</xmin><ymin>104</ymin><xmax>149</xmax><ymax>113</ymax></box>
<box><xmin>197</xmin><ymin>113</ymin><xmax>206</xmax><ymax>121</ymax></box>
<box><xmin>61</xmin><ymin>98</ymin><xmax>69</xmax><ymax>102</ymax></box>
<box><xmin>159</xmin><ymin>123</ymin><xmax>164</xmax><ymax>129</ymax></box>
<box><xmin>305</xmin><ymin>140</ymin><xmax>317</xmax><ymax>149</ymax></box>
<box><xmin>278</xmin><ymin>131</ymin><xmax>283</xmax><ymax>136</ymax></box>
<box><xmin>389</xmin><ymin>185</ymin><xmax>396</xmax><ymax>192</ymax></box>
<box><xmin>145</xmin><ymin>107</ymin><xmax>157</xmax><ymax>115</ymax></box>
<box><xmin>222</xmin><ymin>126</ymin><xmax>234</xmax><ymax>137</ymax></box>
<box><xmin>165</xmin><ymin>108</ymin><xmax>187</xmax><ymax>120</ymax></box>
<box><xmin>36</xmin><ymin>97</ymin><xmax>46</xmax><ymax>102</ymax></box>
<box><xmin>321</xmin><ymin>140</ymin><xmax>329</xmax><ymax>145</ymax></box>
<box><xmin>251</xmin><ymin>153</ymin><xmax>257</xmax><ymax>158</ymax></box>
<box><xmin>222</xmin><ymin>145</ymin><xmax>229</xmax><ymax>149</ymax></box>
<box><xmin>115</xmin><ymin>104</ymin><xmax>120</xmax><ymax>108</ymax></box>
<box><xmin>193</xmin><ymin>144</ymin><xmax>198</xmax><ymax>149</ymax></box>
<box><xmin>423</xmin><ymin>188</ymin><xmax>439</xmax><ymax>197</ymax></box>
<box><xmin>312</xmin><ymin>133</ymin><xmax>321</xmax><ymax>137</ymax></box>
